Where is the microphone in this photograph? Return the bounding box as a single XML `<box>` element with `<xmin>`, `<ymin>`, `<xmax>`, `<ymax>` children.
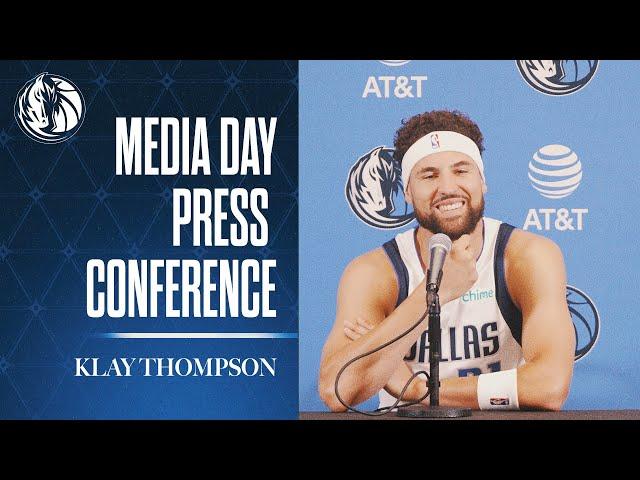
<box><xmin>427</xmin><ymin>233</ymin><xmax>452</xmax><ymax>292</ymax></box>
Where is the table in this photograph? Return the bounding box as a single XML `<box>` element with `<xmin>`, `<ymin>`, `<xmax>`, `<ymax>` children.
<box><xmin>300</xmin><ymin>410</ymin><xmax>640</xmax><ymax>420</ymax></box>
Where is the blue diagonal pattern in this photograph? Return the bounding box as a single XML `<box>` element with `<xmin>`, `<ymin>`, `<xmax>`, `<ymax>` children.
<box><xmin>0</xmin><ymin>60</ymin><xmax>298</xmax><ymax>419</ymax></box>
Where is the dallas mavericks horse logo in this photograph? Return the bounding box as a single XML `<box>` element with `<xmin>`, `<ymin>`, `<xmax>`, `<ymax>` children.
<box><xmin>516</xmin><ymin>60</ymin><xmax>599</xmax><ymax>96</ymax></box>
<box><xmin>567</xmin><ymin>285</ymin><xmax>600</xmax><ymax>361</ymax></box>
<box><xmin>14</xmin><ymin>72</ymin><xmax>85</xmax><ymax>143</ymax></box>
<box><xmin>345</xmin><ymin>146</ymin><xmax>414</xmax><ymax>229</ymax></box>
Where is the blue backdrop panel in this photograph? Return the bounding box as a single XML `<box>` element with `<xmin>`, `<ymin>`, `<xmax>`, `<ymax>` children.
<box><xmin>299</xmin><ymin>60</ymin><xmax>638</xmax><ymax>411</ymax></box>
<box><xmin>0</xmin><ymin>60</ymin><xmax>298</xmax><ymax>419</ymax></box>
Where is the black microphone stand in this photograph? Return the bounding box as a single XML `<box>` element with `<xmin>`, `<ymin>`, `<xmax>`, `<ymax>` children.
<box><xmin>397</xmin><ymin>269</ymin><xmax>472</xmax><ymax>418</ymax></box>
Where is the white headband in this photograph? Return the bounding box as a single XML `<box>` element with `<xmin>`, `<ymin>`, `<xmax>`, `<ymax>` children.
<box><xmin>401</xmin><ymin>131</ymin><xmax>485</xmax><ymax>192</ymax></box>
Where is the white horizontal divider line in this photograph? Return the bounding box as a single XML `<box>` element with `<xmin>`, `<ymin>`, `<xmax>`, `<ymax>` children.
<box><xmin>96</xmin><ymin>332</ymin><xmax>298</xmax><ymax>339</ymax></box>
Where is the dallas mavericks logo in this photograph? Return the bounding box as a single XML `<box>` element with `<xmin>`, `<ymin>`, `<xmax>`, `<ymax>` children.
<box><xmin>14</xmin><ymin>72</ymin><xmax>85</xmax><ymax>143</ymax></box>
<box><xmin>567</xmin><ymin>285</ymin><xmax>600</xmax><ymax>361</ymax></box>
<box><xmin>529</xmin><ymin>144</ymin><xmax>582</xmax><ymax>199</ymax></box>
<box><xmin>345</xmin><ymin>146</ymin><xmax>414</xmax><ymax>229</ymax></box>
<box><xmin>516</xmin><ymin>60</ymin><xmax>599</xmax><ymax>96</ymax></box>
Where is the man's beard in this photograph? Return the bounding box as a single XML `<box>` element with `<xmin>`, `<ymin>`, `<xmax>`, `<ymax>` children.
<box><xmin>414</xmin><ymin>196</ymin><xmax>485</xmax><ymax>240</ymax></box>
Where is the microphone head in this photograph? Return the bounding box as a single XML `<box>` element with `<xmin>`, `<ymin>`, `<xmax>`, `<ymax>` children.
<box><xmin>429</xmin><ymin>233</ymin><xmax>452</xmax><ymax>253</ymax></box>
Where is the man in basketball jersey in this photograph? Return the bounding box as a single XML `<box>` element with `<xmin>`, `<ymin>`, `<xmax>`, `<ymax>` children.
<box><xmin>318</xmin><ymin>110</ymin><xmax>575</xmax><ymax>412</ymax></box>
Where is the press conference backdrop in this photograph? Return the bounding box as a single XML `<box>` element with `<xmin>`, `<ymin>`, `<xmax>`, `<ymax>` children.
<box><xmin>299</xmin><ymin>60</ymin><xmax>639</xmax><ymax>411</ymax></box>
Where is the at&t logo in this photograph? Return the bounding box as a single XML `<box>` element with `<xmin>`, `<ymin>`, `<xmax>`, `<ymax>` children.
<box><xmin>362</xmin><ymin>61</ymin><xmax>427</xmax><ymax>99</ymax></box>
<box><xmin>523</xmin><ymin>144</ymin><xmax>589</xmax><ymax>232</ymax></box>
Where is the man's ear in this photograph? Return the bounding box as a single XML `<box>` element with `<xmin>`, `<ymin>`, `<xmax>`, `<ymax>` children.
<box><xmin>404</xmin><ymin>183</ymin><xmax>413</xmax><ymax>205</ymax></box>
<box><xmin>482</xmin><ymin>182</ymin><xmax>488</xmax><ymax>194</ymax></box>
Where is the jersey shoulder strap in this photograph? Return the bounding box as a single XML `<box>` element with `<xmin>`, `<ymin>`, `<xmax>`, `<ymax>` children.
<box><xmin>382</xmin><ymin>238</ymin><xmax>409</xmax><ymax>307</ymax></box>
<box><xmin>494</xmin><ymin>222</ymin><xmax>523</xmax><ymax>346</ymax></box>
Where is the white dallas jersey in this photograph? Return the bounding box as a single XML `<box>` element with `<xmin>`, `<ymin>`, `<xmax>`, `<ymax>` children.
<box><xmin>379</xmin><ymin>217</ymin><xmax>525</xmax><ymax>408</ymax></box>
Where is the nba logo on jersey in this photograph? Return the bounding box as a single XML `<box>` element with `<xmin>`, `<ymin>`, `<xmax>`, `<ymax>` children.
<box><xmin>430</xmin><ymin>133</ymin><xmax>440</xmax><ymax>149</ymax></box>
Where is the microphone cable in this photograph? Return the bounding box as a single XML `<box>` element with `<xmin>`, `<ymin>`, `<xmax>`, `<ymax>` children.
<box><xmin>333</xmin><ymin>308</ymin><xmax>432</xmax><ymax>416</ymax></box>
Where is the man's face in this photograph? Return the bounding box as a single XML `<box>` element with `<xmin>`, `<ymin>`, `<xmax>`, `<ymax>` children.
<box><xmin>405</xmin><ymin>151</ymin><xmax>485</xmax><ymax>240</ymax></box>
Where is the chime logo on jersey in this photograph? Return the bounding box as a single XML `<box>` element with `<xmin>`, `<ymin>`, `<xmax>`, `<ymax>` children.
<box><xmin>516</xmin><ymin>60</ymin><xmax>599</xmax><ymax>96</ymax></box>
<box><xmin>345</xmin><ymin>146</ymin><xmax>415</xmax><ymax>229</ymax></box>
<box><xmin>14</xmin><ymin>72</ymin><xmax>85</xmax><ymax>144</ymax></box>
<box><xmin>567</xmin><ymin>285</ymin><xmax>600</xmax><ymax>361</ymax></box>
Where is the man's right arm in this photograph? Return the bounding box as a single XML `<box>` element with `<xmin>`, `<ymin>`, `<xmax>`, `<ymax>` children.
<box><xmin>318</xmin><ymin>248</ymin><xmax>430</xmax><ymax>411</ymax></box>
<box><xmin>344</xmin><ymin>317</ymin><xmax>430</xmax><ymax>404</ymax></box>
<box><xmin>318</xmin><ymin>235</ymin><xmax>478</xmax><ymax>412</ymax></box>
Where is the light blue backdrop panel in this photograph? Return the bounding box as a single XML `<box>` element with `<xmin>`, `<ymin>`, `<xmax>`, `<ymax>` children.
<box><xmin>299</xmin><ymin>60</ymin><xmax>639</xmax><ymax>412</ymax></box>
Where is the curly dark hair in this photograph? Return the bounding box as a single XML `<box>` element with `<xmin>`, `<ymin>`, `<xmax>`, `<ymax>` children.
<box><xmin>393</xmin><ymin>110</ymin><xmax>484</xmax><ymax>164</ymax></box>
